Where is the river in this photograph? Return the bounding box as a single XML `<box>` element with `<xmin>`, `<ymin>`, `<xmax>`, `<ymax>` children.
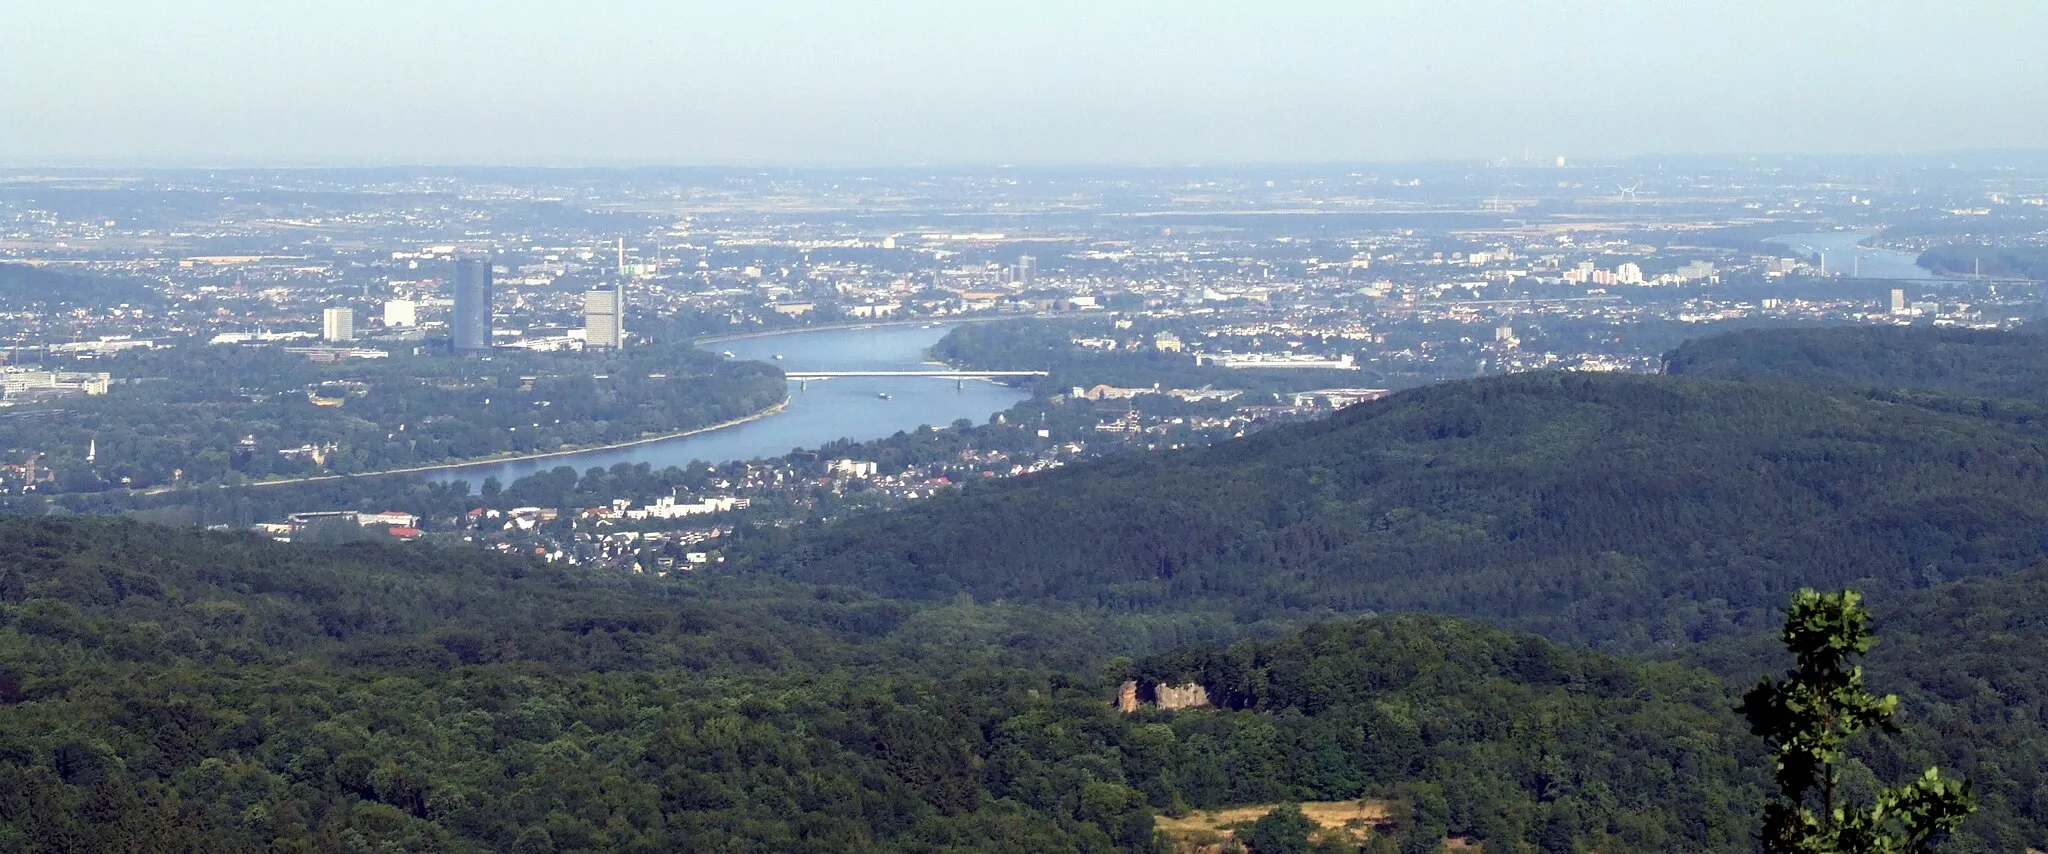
<box><xmin>427</xmin><ymin>324</ymin><xmax>1030</xmax><ymax>486</ymax></box>
<box><xmin>1765</xmin><ymin>231</ymin><xmax>1929</xmax><ymax>280</ymax></box>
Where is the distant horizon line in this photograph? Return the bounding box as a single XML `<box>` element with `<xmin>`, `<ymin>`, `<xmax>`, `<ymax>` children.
<box><xmin>5</xmin><ymin>148</ymin><xmax>2048</xmax><ymax>174</ymax></box>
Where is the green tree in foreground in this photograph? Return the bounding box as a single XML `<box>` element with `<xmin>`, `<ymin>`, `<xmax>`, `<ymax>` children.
<box><xmin>1245</xmin><ymin>803</ymin><xmax>1317</xmax><ymax>854</ymax></box>
<box><xmin>1738</xmin><ymin>589</ymin><xmax>1975</xmax><ymax>852</ymax></box>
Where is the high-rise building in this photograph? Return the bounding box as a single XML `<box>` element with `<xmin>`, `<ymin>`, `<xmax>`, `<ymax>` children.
<box><xmin>452</xmin><ymin>259</ymin><xmax>493</xmax><ymax>352</ymax></box>
<box><xmin>383</xmin><ymin>299</ymin><xmax>416</xmax><ymax>327</ymax></box>
<box><xmin>321</xmin><ymin>307</ymin><xmax>355</xmax><ymax>342</ymax></box>
<box><xmin>584</xmin><ymin>281</ymin><xmax>625</xmax><ymax>350</ymax></box>
<box><xmin>1017</xmin><ymin>255</ymin><xmax>1037</xmax><ymax>286</ymax></box>
<box><xmin>1891</xmin><ymin>288</ymin><xmax>1907</xmax><ymax>314</ymax></box>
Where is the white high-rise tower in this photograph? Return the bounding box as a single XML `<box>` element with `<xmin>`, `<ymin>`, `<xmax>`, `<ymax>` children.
<box><xmin>585</xmin><ymin>281</ymin><xmax>625</xmax><ymax>350</ymax></box>
<box><xmin>322</xmin><ymin>307</ymin><xmax>355</xmax><ymax>342</ymax></box>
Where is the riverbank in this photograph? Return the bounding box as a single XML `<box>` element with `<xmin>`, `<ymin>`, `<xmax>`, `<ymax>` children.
<box><xmin>143</xmin><ymin>397</ymin><xmax>795</xmax><ymax>494</ymax></box>
<box><xmin>1765</xmin><ymin>230</ymin><xmax>1935</xmax><ymax>280</ymax></box>
<box><xmin>692</xmin><ymin>312</ymin><xmax>1057</xmax><ymax>347</ymax></box>
<box><xmin>431</xmin><ymin>323</ymin><xmax>1031</xmax><ymax>486</ymax></box>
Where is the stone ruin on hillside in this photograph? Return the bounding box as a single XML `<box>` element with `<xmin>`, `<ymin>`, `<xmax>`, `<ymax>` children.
<box><xmin>1116</xmin><ymin>680</ymin><xmax>1212</xmax><ymax>713</ymax></box>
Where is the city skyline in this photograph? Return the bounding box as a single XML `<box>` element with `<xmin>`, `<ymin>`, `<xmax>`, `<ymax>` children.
<box><xmin>4</xmin><ymin>1</ymin><xmax>2046</xmax><ymax>167</ymax></box>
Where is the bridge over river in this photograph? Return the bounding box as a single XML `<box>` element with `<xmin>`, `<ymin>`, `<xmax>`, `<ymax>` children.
<box><xmin>782</xmin><ymin>369</ymin><xmax>1048</xmax><ymax>389</ymax></box>
<box><xmin>782</xmin><ymin>370</ymin><xmax>1048</xmax><ymax>379</ymax></box>
<box><xmin>778</xmin><ymin>368</ymin><xmax>1048</xmax><ymax>391</ymax></box>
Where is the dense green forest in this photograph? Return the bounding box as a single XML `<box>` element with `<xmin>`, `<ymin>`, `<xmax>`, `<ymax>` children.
<box><xmin>10</xmin><ymin>325</ymin><xmax>2048</xmax><ymax>849</ymax></box>
<box><xmin>1664</xmin><ymin>325</ymin><xmax>2048</xmax><ymax>402</ymax></box>
<box><xmin>0</xmin><ymin>263</ymin><xmax>160</xmax><ymax>309</ymax></box>
<box><xmin>731</xmin><ymin>370</ymin><xmax>2048</xmax><ymax>648</ymax></box>
<box><xmin>1680</xmin><ymin>564</ymin><xmax>2048</xmax><ymax>851</ymax></box>
<box><xmin>1917</xmin><ymin>245</ymin><xmax>2048</xmax><ymax>280</ymax></box>
<box><xmin>9</xmin><ymin>515</ymin><xmax>2045</xmax><ymax>850</ymax></box>
<box><xmin>0</xmin><ymin>517</ymin><xmax>1783</xmax><ymax>852</ymax></box>
<box><xmin>1</xmin><ymin>340</ymin><xmax>786</xmax><ymax>491</ymax></box>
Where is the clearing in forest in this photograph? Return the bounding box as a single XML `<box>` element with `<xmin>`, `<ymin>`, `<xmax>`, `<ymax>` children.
<box><xmin>1156</xmin><ymin>800</ymin><xmax>1394</xmax><ymax>844</ymax></box>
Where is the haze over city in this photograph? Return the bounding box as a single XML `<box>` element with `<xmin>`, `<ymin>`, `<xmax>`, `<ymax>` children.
<box><xmin>5</xmin><ymin>0</ymin><xmax>2048</xmax><ymax>166</ymax></box>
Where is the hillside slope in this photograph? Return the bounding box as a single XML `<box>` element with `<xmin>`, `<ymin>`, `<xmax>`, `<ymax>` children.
<box><xmin>734</xmin><ymin>371</ymin><xmax>2048</xmax><ymax>648</ymax></box>
<box><xmin>0</xmin><ymin>517</ymin><xmax>1770</xmax><ymax>852</ymax></box>
<box><xmin>1663</xmin><ymin>325</ymin><xmax>2048</xmax><ymax>404</ymax></box>
<box><xmin>0</xmin><ymin>263</ymin><xmax>159</xmax><ymax>308</ymax></box>
<box><xmin>1673</xmin><ymin>560</ymin><xmax>2048</xmax><ymax>851</ymax></box>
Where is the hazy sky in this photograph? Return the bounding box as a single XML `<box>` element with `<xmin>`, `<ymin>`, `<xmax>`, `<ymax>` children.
<box><xmin>4</xmin><ymin>0</ymin><xmax>2045</xmax><ymax>166</ymax></box>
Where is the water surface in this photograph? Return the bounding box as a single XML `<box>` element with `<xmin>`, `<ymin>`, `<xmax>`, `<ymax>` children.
<box><xmin>1765</xmin><ymin>232</ymin><xmax>1928</xmax><ymax>280</ymax></box>
<box><xmin>429</xmin><ymin>324</ymin><xmax>1028</xmax><ymax>485</ymax></box>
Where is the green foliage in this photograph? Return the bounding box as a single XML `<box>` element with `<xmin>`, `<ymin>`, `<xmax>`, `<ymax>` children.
<box><xmin>1246</xmin><ymin>804</ymin><xmax>1316</xmax><ymax>854</ymax></box>
<box><xmin>1739</xmin><ymin>590</ymin><xmax>1974</xmax><ymax>852</ymax></box>
<box><xmin>736</xmin><ymin>370</ymin><xmax>2048</xmax><ymax>649</ymax></box>
<box><xmin>1917</xmin><ymin>245</ymin><xmax>2048</xmax><ymax>281</ymax></box>
<box><xmin>0</xmin><ymin>516</ymin><xmax>1785</xmax><ymax>851</ymax></box>
<box><xmin>0</xmin><ymin>263</ymin><xmax>159</xmax><ymax>308</ymax></box>
<box><xmin>1663</xmin><ymin>325</ymin><xmax>2048</xmax><ymax>404</ymax></box>
<box><xmin>0</xmin><ymin>338</ymin><xmax>786</xmax><ymax>491</ymax></box>
<box><xmin>0</xmin><ymin>517</ymin><xmax>1158</xmax><ymax>851</ymax></box>
<box><xmin>11</xmin><ymin>324</ymin><xmax>2048</xmax><ymax>849</ymax></box>
<box><xmin>1134</xmin><ymin>618</ymin><xmax>1764</xmax><ymax>851</ymax></box>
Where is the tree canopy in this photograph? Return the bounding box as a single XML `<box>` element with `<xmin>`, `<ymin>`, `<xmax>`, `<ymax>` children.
<box><xmin>1740</xmin><ymin>590</ymin><xmax>1974</xmax><ymax>852</ymax></box>
<box><xmin>8</xmin><ymin>324</ymin><xmax>2048</xmax><ymax>850</ymax></box>
<box><xmin>735</xmin><ymin>369</ymin><xmax>2048</xmax><ymax>650</ymax></box>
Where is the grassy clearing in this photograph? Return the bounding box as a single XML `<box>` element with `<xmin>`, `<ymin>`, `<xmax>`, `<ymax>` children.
<box><xmin>1155</xmin><ymin>799</ymin><xmax>1393</xmax><ymax>840</ymax></box>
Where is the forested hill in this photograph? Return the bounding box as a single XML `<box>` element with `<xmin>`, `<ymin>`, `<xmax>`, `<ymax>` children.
<box><xmin>732</xmin><ymin>371</ymin><xmax>2048</xmax><ymax>649</ymax></box>
<box><xmin>1663</xmin><ymin>325</ymin><xmax>2048</xmax><ymax>402</ymax></box>
<box><xmin>1674</xmin><ymin>560</ymin><xmax>2048</xmax><ymax>850</ymax></box>
<box><xmin>0</xmin><ymin>516</ymin><xmax>1780</xmax><ymax>851</ymax></box>
<box><xmin>1916</xmin><ymin>244</ymin><xmax>2048</xmax><ymax>281</ymax></box>
<box><xmin>0</xmin><ymin>263</ymin><xmax>159</xmax><ymax>308</ymax></box>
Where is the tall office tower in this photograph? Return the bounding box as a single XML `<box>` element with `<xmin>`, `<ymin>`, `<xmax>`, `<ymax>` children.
<box><xmin>1891</xmin><ymin>288</ymin><xmax>1907</xmax><ymax>314</ymax></box>
<box><xmin>452</xmin><ymin>258</ymin><xmax>493</xmax><ymax>352</ymax></box>
<box><xmin>321</xmin><ymin>307</ymin><xmax>355</xmax><ymax>342</ymax></box>
<box><xmin>1017</xmin><ymin>254</ymin><xmax>1037</xmax><ymax>287</ymax></box>
<box><xmin>383</xmin><ymin>299</ymin><xmax>416</xmax><ymax>327</ymax></box>
<box><xmin>584</xmin><ymin>281</ymin><xmax>625</xmax><ymax>350</ymax></box>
